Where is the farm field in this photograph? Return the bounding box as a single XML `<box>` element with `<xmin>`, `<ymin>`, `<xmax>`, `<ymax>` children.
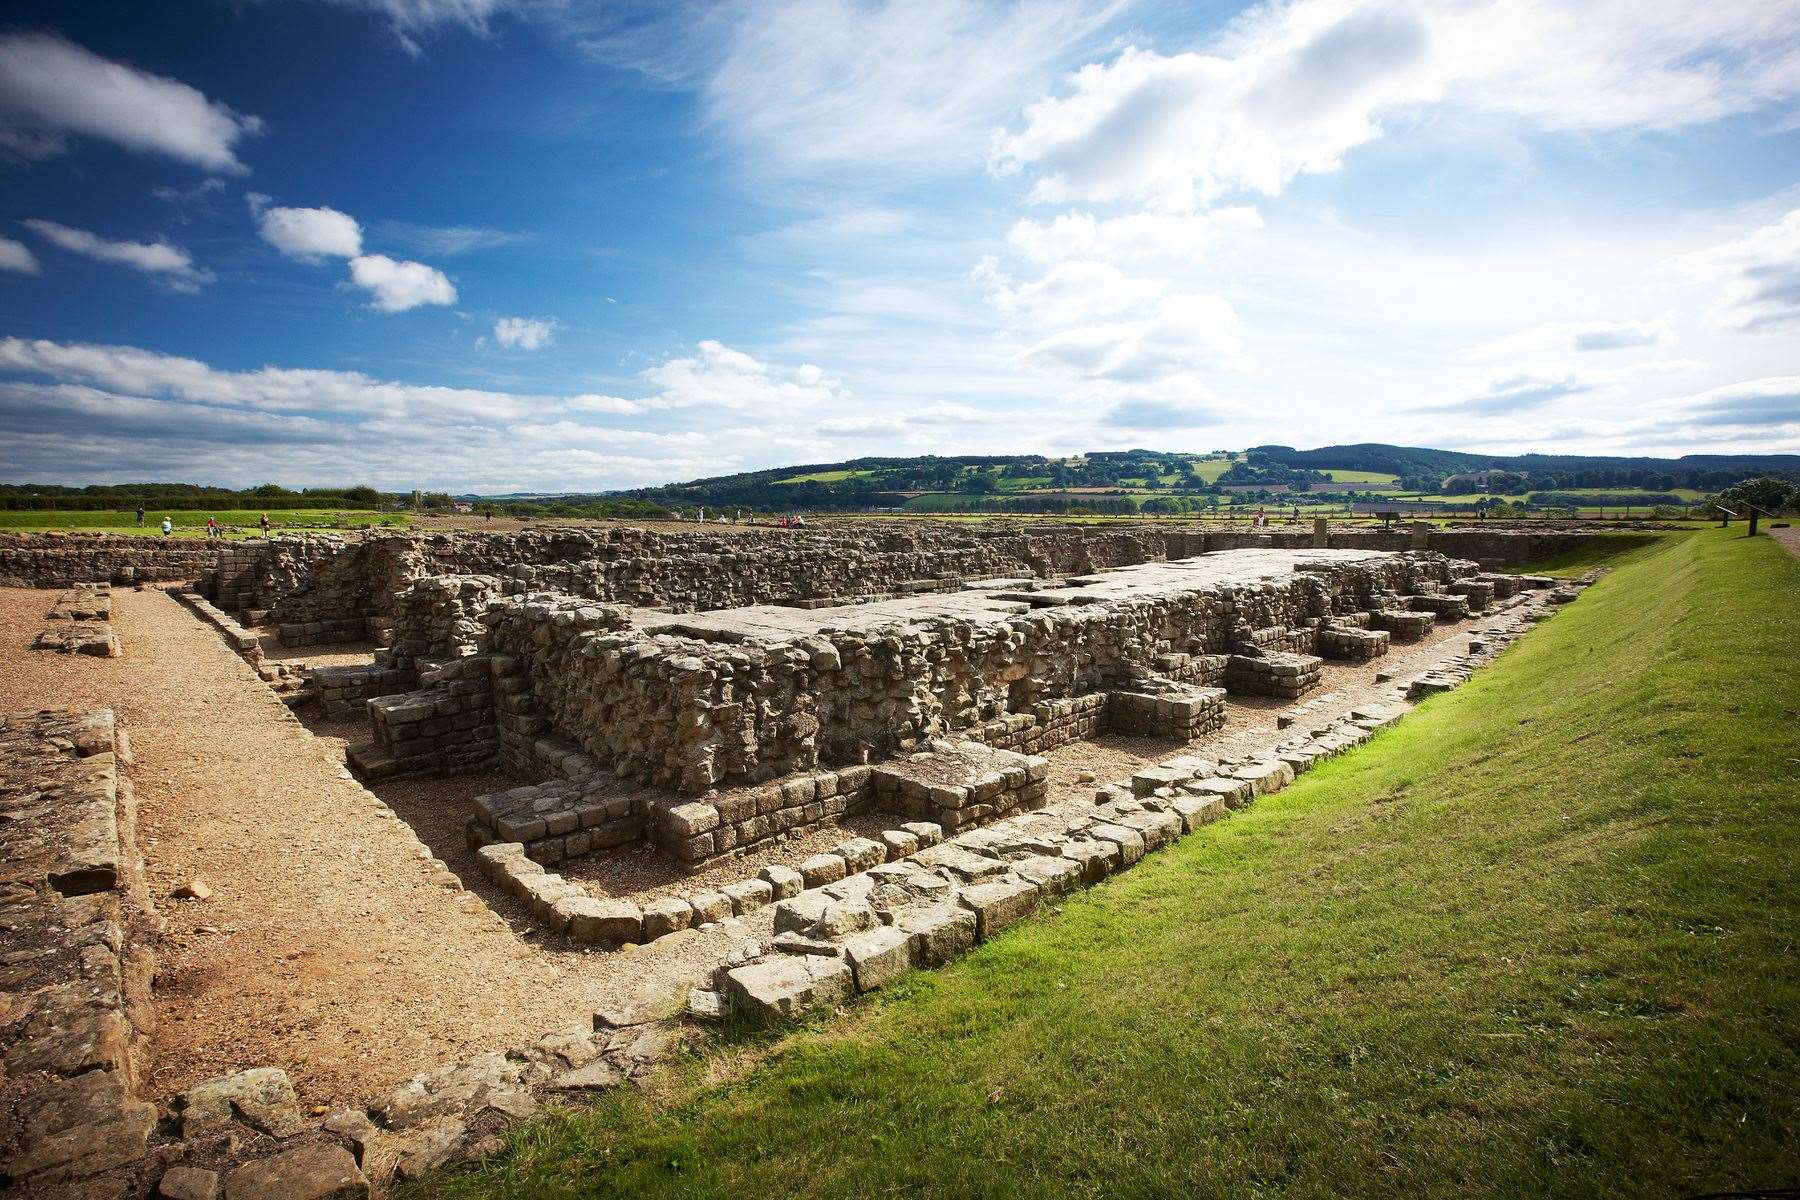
<box><xmin>0</xmin><ymin>509</ymin><xmax>410</xmax><ymax>535</ymax></box>
<box><xmin>417</xmin><ymin>527</ymin><xmax>1799</xmax><ymax>1199</ymax></box>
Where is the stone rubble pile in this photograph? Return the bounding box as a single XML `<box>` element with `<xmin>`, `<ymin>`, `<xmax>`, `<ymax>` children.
<box><xmin>32</xmin><ymin>585</ymin><xmax>122</xmax><ymax>658</ymax></box>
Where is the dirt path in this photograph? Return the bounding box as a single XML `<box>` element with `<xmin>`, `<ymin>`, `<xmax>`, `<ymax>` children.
<box><xmin>1768</xmin><ymin>524</ymin><xmax>1800</xmax><ymax>563</ymax></box>
<box><xmin>0</xmin><ymin>587</ymin><xmax>749</xmax><ymax>1109</ymax></box>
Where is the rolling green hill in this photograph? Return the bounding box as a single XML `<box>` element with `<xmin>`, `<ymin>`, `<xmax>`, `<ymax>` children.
<box><xmin>617</xmin><ymin>445</ymin><xmax>1799</xmax><ymax>514</ymax></box>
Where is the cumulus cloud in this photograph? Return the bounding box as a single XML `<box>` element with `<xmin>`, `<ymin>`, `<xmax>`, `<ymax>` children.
<box><xmin>257</xmin><ymin>205</ymin><xmax>364</xmax><ymax>261</ymax></box>
<box><xmin>493</xmin><ymin>316</ymin><xmax>558</xmax><ymax>350</ymax></box>
<box><xmin>0</xmin><ymin>335</ymin><xmax>863</xmax><ymax>489</ymax></box>
<box><xmin>0</xmin><ymin>235</ymin><xmax>38</xmax><ymax>274</ymax></box>
<box><xmin>1102</xmin><ymin>392</ymin><xmax>1233</xmax><ymax>430</ymax></box>
<box><xmin>22</xmin><ymin>220</ymin><xmax>211</xmax><ymax>292</ymax></box>
<box><xmin>347</xmin><ymin>254</ymin><xmax>457</xmax><ymax>312</ymax></box>
<box><xmin>982</xmin><ymin>258</ymin><xmax>1170</xmax><ymax>325</ymax></box>
<box><xmin>642</xmin><ymin>340</ymin><xmax>847</xmax><ymax>411</ymax></box>
<box><xmin>1695</xmin><ymin>208</ymin><xmax>1800</xmax><ymax>333</ymax></box>
<box><xmin>992</xmin><ymin>0</ymin><xmax>1800</xmax><ymax>210</ymax></box>
<box><xmin>0</xmin><ymin>32</ymin><xmax>262</xmax><ymax>173</ymax></box>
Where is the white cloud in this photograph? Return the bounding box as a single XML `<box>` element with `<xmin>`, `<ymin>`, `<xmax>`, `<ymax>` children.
<box><xmin>983</xmin><ymin>258</ymin><xmax>1170</xmax><ymax>325</ymax></box>
<box><xmin>1020</xmin><ymin>292</ymin><xmax>1244</xmax><ymax>380</ymax></box>
<box><xmin>0</xmin><ymin>235</ymin><xmax>38</xmax><ymax>274</ymax></box>
<box><xmin>257</xmin><ymin>205</ymin><xmax>364</xmax><ymax>261</ymax></box>
<box><xmin>285</xmin><ymin>0</ymin><xmax>519</xmax><ymax>54</ymax></box>
<box><xmin>1470</xmin><ymin>318</ymin><xmax>1673</xmax><ymax>358</ymax></box>
<box><xmin>0</xmin><ymin>334</ymin><xmax>871</xmax><ymax>490</ymax></box>
<box><xmin>347</xmin><ymin>254</ymin><xmax>457</xmax><ymax>312</ymax></box>
<box><xmin>1569</xmin><ymin>320</ymin><xmax>1671</xmax><ymax>352</ymax></box>
<box><xmin>0</xmin><ymin>32</ymin><xmax>262</xmax><ymax>173</ymax></box>
<box><xmin>1669</xmin><ymin>377</ymin><xmax>1800</xmax><ymax>428</ymax></box>
<box><xmin>1008</xmin><ymin>206</ymin><xmax>1262</xmax><ymax>263</ymax></box>
<box><xmin>379</xmin><ymin>221</ymin><xmax>529</xmax><ymax>255</ymax></box>
<box><xmin>22</xmin><ymin>220</ymin><xmax>211</xmax><ymax>292</ymax></box>
<box><xmin>493</xmin><ymin>316</ymin><xmax>558</xmax><ymax>350</ymax></box>
<box><xmin>641</xmin><ymin>339</ymin><xmax>848</xmax><ymax>411</ymax></box>
<box><xmin>1694</xmin><ymin>208</ymin><xmax>1800</xmax><ymax>333</ymax></box>
<box><xmin>992</xmin><ymin>0</ymin><xmax>1800</xmax><ymax>210</ymax></box>
<box><xmin>580</xmin><ymin>0</ymin><xmax>1124</xmax><ymax>178</ymax></box>
<box><xmin>1422</xmin><ymin>371</ymin><xmax>1597</xmax><ymax>415</ymax></box>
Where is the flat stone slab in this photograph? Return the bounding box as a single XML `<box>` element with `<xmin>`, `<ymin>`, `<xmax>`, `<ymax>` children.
<box><xmin>726</xmin><ymin>955</ymin><xmax>855</xmax><ymax>1023</ymax></box>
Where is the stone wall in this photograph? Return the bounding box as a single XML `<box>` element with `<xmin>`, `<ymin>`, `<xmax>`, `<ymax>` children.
<box><xmin>0</xmin><ymin>709</ymin><xmax>158</xmax><ymax>1197</ymax></box>
<box><xmin>378</xmin><ymin>550</ymin><xmax>1459</xmax><ymax>798</ymax></box>
<box><xmin>0</xmin><ymin>533</ymin><xmax>228</xmax><ymax>588</ymax></box>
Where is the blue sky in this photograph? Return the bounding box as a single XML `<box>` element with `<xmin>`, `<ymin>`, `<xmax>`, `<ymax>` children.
<box><xmin>1</xmin><ymin>0</ymin><xmax>1797</xmax><ymax>493</ymax></box>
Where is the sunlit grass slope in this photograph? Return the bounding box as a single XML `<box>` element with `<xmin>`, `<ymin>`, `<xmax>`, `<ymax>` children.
<box><xmin>424</xmin><ymin>527</ymin><xmax>1799</xmax><ymax>1200</ymax></box>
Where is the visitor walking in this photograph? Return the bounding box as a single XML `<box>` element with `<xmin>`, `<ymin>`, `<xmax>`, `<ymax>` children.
<box><xmin>135</xmin><ymin>505</ymin><xmax>145</xmax><ymax>527</ymax></box>
<box><xmin>160</xmin><ymin>517</ymin><xmax>172</xmax><ymax>537</ymax></box>
<box><xmin>260</xmin><ymin>512</ymin><xmax>271</xmax><ymax>535</ymax></box>
<box><xmin>205</xmin><ymin>516</ymin><xmax>219</xmax><ymax>540</ymax></box>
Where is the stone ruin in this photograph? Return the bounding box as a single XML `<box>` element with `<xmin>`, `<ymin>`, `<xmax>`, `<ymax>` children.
<box><xmin>321</xmin><ymin>542</ymin><xmax>1529</xmax><ymax>941</ymax></box>
<box><xmin>0</xmin><ymin>517</ymin><xmax>1602</xmax><ymax>1193</ymax></box>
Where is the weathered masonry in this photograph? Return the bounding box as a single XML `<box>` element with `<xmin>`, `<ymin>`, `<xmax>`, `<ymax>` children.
<box><xmin>344</xmin><ymin>545</ymin><xmax>1521</xmax><ymax>882</ymax></box>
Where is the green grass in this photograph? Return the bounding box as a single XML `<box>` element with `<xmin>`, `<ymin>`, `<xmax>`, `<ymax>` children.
<box><xmin>773</xmin><ymin>470</ymin><xmax>872</xmax><ymax>485</ymax></box>
<box><xmin>424</xmin><ymin>527</ymin><xmax>1800</xmax><ymax>1199</ymax></box>
<box><xmin>0</xmin><ymin>508</ymin><xmax>408</xmax><ymax>536</ymax></box>
<box><xmin>1498</xmin><ymin>532</ymin><xmax>1673</xmax><ymax>577</ymax></box>
<box><xmin>1322</xmin><ymin>468</ymin><xmax>1400</xmax><ymax>483</ymax></box>
<box><xmin>1190</xmin><ymin>456</ymin><xmax>1237</xmax><ymax>483</ymax></box>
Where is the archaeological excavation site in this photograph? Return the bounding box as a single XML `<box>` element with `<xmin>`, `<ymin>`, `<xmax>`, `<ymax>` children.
<box><xmin>1</xmin><ymin>518</ymin><xmax>1603</xmax><ymax>1195</ymax></box>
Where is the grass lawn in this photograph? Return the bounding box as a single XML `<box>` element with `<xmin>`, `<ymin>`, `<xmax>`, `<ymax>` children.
<box><xmin>419</xmin><ymin>526</ymin><xmax>1800</xmax><ymax>1198</ymax></box>
<box><xmin>773</xmin><ymin>470</ymin><xmax>873</xmax><ymax>485</ymax></box>
<box><xmin>1322</xmin><ymin>468</ymin><xmax>1401</xmax><ymax>483</ymax></box>
<box><xmin>0</xmin><ymin>508</ymin><xmax>408</xmax><ymax>536</ymax></box>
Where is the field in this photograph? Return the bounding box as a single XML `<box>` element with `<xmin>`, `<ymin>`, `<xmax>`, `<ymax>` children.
<box><xmin>1321</xmin><ymin>468</ymin><xmax>1400</xmax><ymax>483</ymax></box>
<box><xmin>772</xmin><ymin>470</ymin><xmax>872</xmax><ymax>485</ymax></box>
<box><xmin>418</xmin><ymin>527</ymin><xmax>1800</xmax><ymax>1198</ymax></box>
<box><xmin>0</xmin><ymin>508</ymin><xmax>410</xmax><ymax>536</ymax></box>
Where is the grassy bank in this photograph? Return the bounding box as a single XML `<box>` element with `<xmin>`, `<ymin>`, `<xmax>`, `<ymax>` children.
<box><xmin>423</xmin><ymin>528</ymin><xmax>1799</xmax><ymax>1199</ymax></box>
<box><xmin>0</xmin><ymin>508</ymin><xmax>408</xmax><ymax>536</ymax></box>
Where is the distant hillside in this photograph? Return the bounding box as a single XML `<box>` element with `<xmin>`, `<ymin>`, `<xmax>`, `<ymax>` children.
<box><xmin>611</xmin><ymin>444</ymin><xmax>1799</xmax><ymax>515</ymax></box>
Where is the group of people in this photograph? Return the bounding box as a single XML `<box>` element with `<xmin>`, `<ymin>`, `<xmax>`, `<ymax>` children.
<box><xmin>132</xmin><ymin>506</ymin><xmax>273</xmax><ymax>538</ymax></box>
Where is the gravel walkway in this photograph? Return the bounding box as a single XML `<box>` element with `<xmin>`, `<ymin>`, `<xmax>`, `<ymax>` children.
<box><xmin>1768</xmin><ymin>524</ymin><xmax>1800</xmax><ymax>563</ymax></box>
<box><xmin>0</xmin><ymin>587</ymin><xmax>761</xmax><ymax>1109</ymax></box>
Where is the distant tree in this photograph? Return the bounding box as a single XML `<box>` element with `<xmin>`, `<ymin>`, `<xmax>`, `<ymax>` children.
<box><xmin>1714</xmin><ymin>477</ymin><xmax>1800</xmax><ymax>515</ymax></box>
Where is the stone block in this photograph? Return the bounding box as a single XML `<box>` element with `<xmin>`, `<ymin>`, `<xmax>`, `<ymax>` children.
<box><xmin>565</xmin><ymin>898</ymin><xmax>643</xmax><ymax>945</ymax></box>
<box><xmin>958</xmin><ymin>876</ymin><xmax>1040</xmax><ymax>939</ymax></box>
<box><xmin>722</xmin><ymin>878</ymin><xmax>774</xmax><ymax>915</ymax></box>
<box><xmin>223</xmin><ymin>1144</ymin><xmax>368</xmax><ymax>1200</ymax></box>
<box><xmin>845</xmin><ymin>926</ymin><xmax>913</xmax><ymax>992</ymax></box>
<box><xmin>725</xmin><ymin>955</ymin><xmax>855</xmax><ymax>1023</ymax></box>
<box><xmin>641</xmin><ymin>896</ymin><xmax>693</xmax><ymax>940</ymax></box>
<box><xmin>894</xmin><ymin>904</ymin><xmax>977</xmax><ymax>967</ymax></box>
<box><xmin>758</xmin><ymin>864</ymin><xmax>804</xmax><ymax>900</ymax></box>
<box><xmin>798</xmin><ymin>853</ymin><xmax>847</xmax><ymax>889</ymax></box>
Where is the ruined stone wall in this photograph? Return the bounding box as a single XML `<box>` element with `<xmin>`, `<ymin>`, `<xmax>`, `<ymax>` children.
<box><xmin>0</xmin><ymin>709</ymin><xmax>158</xmax><ymax>1195</ymax></box>
<box><xmin>0</xmin><ymin>533</ymin><xmax>229</xmax><ymax>587</ymax></box>
<box><xmin>456</xmin><ymin>551</ymin><xmax>1456</xmax><ymax>796</ymax></box>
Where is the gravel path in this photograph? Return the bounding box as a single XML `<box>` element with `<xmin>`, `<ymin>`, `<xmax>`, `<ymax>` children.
<box><xmin>1768</xmin><ymin>524</ymin><xmax>1800</xmax><ymax>563</ymax></box>
<box><xmin>0</xmin><ymin>587</ymin><xmax>762</xmax><ymax>1109</ymax></box>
